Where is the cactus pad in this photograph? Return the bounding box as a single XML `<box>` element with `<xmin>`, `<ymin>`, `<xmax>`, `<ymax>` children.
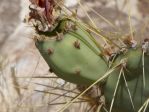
<box><xmin>104</xmin><ymin>49</ymin><xmax>149</xmax><ymax>111</ymax></box>
<box><xmin>35</xmin><ymin>22</ymin><xmax>108</xmax><ymax>85</ymax></box>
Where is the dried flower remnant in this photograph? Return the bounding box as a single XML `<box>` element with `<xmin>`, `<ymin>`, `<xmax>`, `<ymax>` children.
<box><xmin>29</xmin><ymin>0</ymin><xmax>55</xmax><ymax>27</ymax></box>
<box><xmin>30</xmin><ymin>0</ymin><xmax>45</xmax><ymax>7</ymax></box>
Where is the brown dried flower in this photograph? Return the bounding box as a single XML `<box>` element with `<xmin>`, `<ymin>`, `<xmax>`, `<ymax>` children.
<box><xmin>29</xmin><ymin>0</ymin><xmax>55</xmax><ymax>25</ymax></box>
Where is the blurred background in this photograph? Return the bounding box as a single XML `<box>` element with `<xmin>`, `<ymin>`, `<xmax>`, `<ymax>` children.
<box><xmin>0</xmin><ymin>0</ymin><xmax>149</xmax><ymax>112</ymax></box>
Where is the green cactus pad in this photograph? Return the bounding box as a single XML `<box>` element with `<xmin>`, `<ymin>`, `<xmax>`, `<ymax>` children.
<box><xmin>35</xmin><ymin>27</ymin><xmax>108</xmax><ymax>85</ymax></box>
<box><xmin>113</xmin><ymin>48</ymin><xmax>142</xmax><ymax>80</ymax></box>
<box><xmin>104</xmin><ymin>52</ymin><xmax>149</xmax><ymax>112</ymax></box>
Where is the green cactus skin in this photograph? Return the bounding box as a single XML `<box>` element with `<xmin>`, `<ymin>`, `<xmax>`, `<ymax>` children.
<box><xmin>104</xmin><ymin>50</ymin><xmax>149</xmax><ymax>112</ymax></box>
<box><xmin>113</xmin><ymin>48</ymin><xmax>142</xmax><ymax>80</ymax></box>
<box><xmin>35</xmin><ymin>22</ymin><xmax>108</xmax><ymax>85</ymax></box>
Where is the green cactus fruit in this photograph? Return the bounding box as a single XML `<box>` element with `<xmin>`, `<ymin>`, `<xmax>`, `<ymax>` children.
<box><xmin>113</xmin><ymin>48</ymin><xmax>142</xmax><ymax>80</ymax></box>
<box><xmin>104</xmin><ymin>49</ymin><xmax>149</xmax><ymax>111</ymax></box>
<box><xmin>35</xmin><ymin>20</ymin><xmax>108</xmax><ymax>85</ymax></box>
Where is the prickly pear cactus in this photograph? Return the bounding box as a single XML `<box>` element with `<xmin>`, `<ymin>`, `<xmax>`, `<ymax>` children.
<box><xmin>105</xmin><ymin>69</ymin><xmax>149</xmax><ymax>112</ymax></box>
<box><xmin>104</xmin><ymin>46</ymin><xmax>149</xmax><ymax>112</ymax></box>
<box><xmin>35</xmin><ymin>19</ymin><xmax>108</xmax><ymax>85</ymax></box>
<box><xmin>112</xmin><ymin>47</ymin><xmax>142</xmax><ymax>80</ymax></box>
<box><xmin>27</xmin><ymin>0</ymin><xmax>149</xmax><ymax>111</ymax></box>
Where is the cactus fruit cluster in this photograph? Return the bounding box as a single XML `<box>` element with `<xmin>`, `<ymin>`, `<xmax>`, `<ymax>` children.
<box><xmin>28</xmin><ymin>0</ymin><xmax>149</xmax><ymax>111</ymax></box>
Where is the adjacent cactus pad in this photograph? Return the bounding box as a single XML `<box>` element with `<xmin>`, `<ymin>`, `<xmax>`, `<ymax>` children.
<box><xmin>35</xmin><ymin>20</ymin><xmax>108</xmax><ymax>85</ymax></box>
<box><xmin>113</xmin><ymin>48</ymin><xmax>142</xmax><ymax>80</ymax></box>
<box><xmin>104</xmin><ymin>49</ymin><xmax>149</xmax><ymax>111</ymax></box>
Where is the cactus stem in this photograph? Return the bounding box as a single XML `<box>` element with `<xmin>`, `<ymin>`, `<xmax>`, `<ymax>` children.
<box><xmin>73</xmin><ymin>40</ymin><xmax>80</xmax><ymax>49</ymax></box>
<box><xmin>47</xmin><ymin>48</ymin><xmax>54</xmax><ymax>55</ymax></box>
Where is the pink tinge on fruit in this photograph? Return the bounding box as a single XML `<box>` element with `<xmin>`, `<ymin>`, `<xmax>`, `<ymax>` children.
<box><xmin>29</xmin><ymin>0</ymin><xmax>47</xmax><ymax>8</ymax></box>
<box><xmin>44</xmin><ymin>0</ymin><xmax>55</xmax><ymax>24</ymax></box>
<box><xmin>29</xmin><ymin>0</ymin><xmax>55</xmax><ymax>24</ymax></box>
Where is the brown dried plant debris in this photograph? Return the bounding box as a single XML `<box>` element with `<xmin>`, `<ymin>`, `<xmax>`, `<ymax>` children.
<box><xmin>31</xmin><ymin>0</ymin><xmax>55</xmax><ymax>21</ymax></box>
